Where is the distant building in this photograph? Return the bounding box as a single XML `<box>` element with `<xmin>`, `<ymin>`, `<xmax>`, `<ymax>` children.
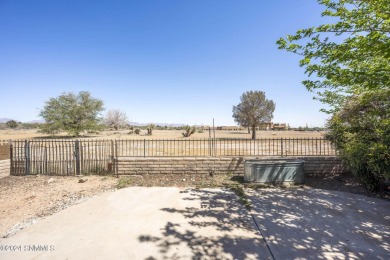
<box><xmin>202</xmin><ymin>126</ymin><xmax>244</xmax><ymax>131</ymax></box>
<box><xmin>273</xmin><ymin>123</ymin><xmax>287</xmax><ymax>131</ymax></box>
<box><xmin>223</xmin><ymin>122</ymin><xmax>273</xmax><ymax>131</ymax></box>
<box><xmin>202</xmin><ymin>122</ymin><xmax>287</xmax><ymax>131</ymax></box>
<box><xmin>258</xmin><ymin>122</ymin><xmax>273</xmax><ymax>130</ymax></box>
<box><xmin>221</xmin><ymin>126</ymin><xmax>246</xmax><ymax>131</ymax></box>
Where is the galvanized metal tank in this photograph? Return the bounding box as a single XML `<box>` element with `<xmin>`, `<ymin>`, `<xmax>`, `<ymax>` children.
<box><xmin>244</xmin><ymin>159</ymin><xmax>305</xmax><ymax>184</ymax></box>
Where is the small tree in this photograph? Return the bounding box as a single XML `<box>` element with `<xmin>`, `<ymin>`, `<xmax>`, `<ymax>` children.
<box><xmin>326</xmin><ymin>89</ymin><xmax>390</xmax><ymax>191</ymax></box>
<box><xmin>146</xmin><ymin>124</ymin><xmax>155</xmax><ymax>135</ymax></box>
<box><xmin>104</xmin><ymin>109</ymin><xmax>128</xmax><ymax>130</ymax></box>
<box><xmin>182</xmin><ymin>125</ymin><xmax>196</xmax><ymax>137</ymax></box>
<box><xmin>39</xmin><ymin>91</ymin><xmax>104</xmax><ymax>136</ymax></box>
<box><xmin>233</xmin><ymin>91</ymin><xmax>275</xmax><ymax>139</ymax></box>
<box><xmin>6</xmin><ymin>120</ymin><xmax>18</xmax><ymax>129</ymax></box>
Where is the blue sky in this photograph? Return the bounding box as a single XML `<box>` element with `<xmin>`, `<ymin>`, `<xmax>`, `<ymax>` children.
<box><xmin>0</xmin><ymin>0</ymin><xmax>331</xmax><ymax>127</ymax></box>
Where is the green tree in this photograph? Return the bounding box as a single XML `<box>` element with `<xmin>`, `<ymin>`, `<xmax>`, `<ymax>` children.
<box><xmin>277</xmin><ymin>0</ymin><xmax>390</xmax><ymax>113</ymax></box>
<box><xmin>232</xmin><ymin>91</ymin><xmax>275</xmax><ymax>139</ymax></box>
<box><xmin>6</xmin><ymin>120</ymin><xmax>18</xmax><ymax>129</ymax></box>
<box><xmin>326</xmin><ymin>89</ymin><xmax>390</xmax><ymax>191</ymax></box>
<box><xmin>39</xmin><ymin>91</ymin><xmax>104</xmax><ymax>136</ymax></box>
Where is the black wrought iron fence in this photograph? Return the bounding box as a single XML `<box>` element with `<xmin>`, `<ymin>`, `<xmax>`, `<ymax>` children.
<box><xmin>114</xmin><ymin>138</ymin><xmax>336</xmax><ymax>157</ymax></box>
<box><xmin>2</xmin><ymin>138</ymin><xmax>336</xmax><ymax>175</ymax></box>
<box><xmin>8</xmin><ymin>140</ymin><xmax>113</xmax><ymax>176</ymax></box>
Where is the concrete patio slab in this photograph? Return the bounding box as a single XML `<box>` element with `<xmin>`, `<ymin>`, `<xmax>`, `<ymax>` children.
<box><xmin>0</xmin><ymin>187</ymin><xmax>272</xmax><ymax>260</ymax></box>
<box><xmin>247</xmin><ymin>188</ymin><xmax>390</xmax><ymax>259</ymax></box>
<box><xmin>1</xmin><ymin>187</ymin><xmax>389</xmax><ymax>259</ymax></box>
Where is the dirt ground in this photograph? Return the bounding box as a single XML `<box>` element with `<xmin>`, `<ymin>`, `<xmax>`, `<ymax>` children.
<box><xmin>0</xmin><ymin>129</ymin><xmax>325</xmax><ymax>140</ymax></box>
<box><xmin>0</xmin><ymin>175</ymin><xmax>117</xmax><ymax>238</ymax></box>
<box><xmin>1</xmin><ymin>171</ymin><xmax>388</xmax><ymax>239</ymax></box>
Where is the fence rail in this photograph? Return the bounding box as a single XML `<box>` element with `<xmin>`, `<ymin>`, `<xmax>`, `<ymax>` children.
<box><xmin>1</xmin><ymin>138</ymin><xmax>336</xmax><ymax>175</ymax></box>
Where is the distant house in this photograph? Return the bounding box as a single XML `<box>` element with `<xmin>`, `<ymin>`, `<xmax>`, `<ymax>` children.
<box><xmin>203</xmin><ymin>126</ymin><xmax>242</xmax><ymax>131</ymax></box>
<box><xmin>221</xmin><ymin>123</ymin><xmax>273</xmax><ymax>131</ymax></box>
<box><xmin>221</xmin><ymin>126</ymin><xmax>246</xmax><ymax>131</ymax></box>
<box><xmin>258</xmin><ymin>122</ymin><xmax>273</xmax><ymax>130</ymax></box>
<box><xmin>273</xmin><ymin>123</ymin><xmax>287</xmax><ymax>131</ymax></box>
<box><xmin>202</xmin><ymin>122</ymin><xmax>288</xmax><ymax>131</ymax></box>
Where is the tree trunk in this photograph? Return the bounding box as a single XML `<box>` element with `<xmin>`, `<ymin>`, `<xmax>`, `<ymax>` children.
<box><xmin>247</xmin><ymin>127</ymin><xmax>250</xmax><ymax>134</ymax></box>
<box><xmin>251</xmin><ymin>125</ymin><xmax>256</xmax><ymax>139</ymax></box>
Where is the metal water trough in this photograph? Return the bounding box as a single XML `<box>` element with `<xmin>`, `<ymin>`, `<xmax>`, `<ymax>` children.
<box><xmin>244</xmin><ymin>159</ymin><xmax>305</xmax><ymax>184</ymax></box>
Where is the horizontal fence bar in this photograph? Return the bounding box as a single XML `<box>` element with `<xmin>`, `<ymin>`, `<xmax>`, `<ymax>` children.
<box><xmin>5</xmin><ymin>138</ymin><xmax>337</xmax><ymax>175</ymax></box>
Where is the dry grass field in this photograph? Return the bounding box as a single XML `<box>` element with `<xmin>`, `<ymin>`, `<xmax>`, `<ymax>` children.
<box><xmin>0</xmin><ymin>129</ymin><xmax>326</xmax><ymax>140</ymax></box>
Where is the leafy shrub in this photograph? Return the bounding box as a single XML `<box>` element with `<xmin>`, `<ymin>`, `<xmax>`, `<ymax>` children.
<box><xmin>134</xmin><ymin>128</ymin><xmax>141</xmax><ymax>135</ymax></box>
<box><xmin>146</xmin><ymin>124</ymin><xmax>155</xmax><ymax>135</ymax></box>
<box><xmin>182</xmin><ymin>125</ymin><xmax>196</xmax><ymax>137</ymax></box>
<box><xmin>6</xmin><ymin>120</ymin><xmax>18</xmax><ymax>129</ymax></box>
<box><xmin>117</xmin><ymin>177</ymin><xmax>133</xmax><ymax>189</ymax></box>
<box><xmin>326</xmin><ymin>89</ymin><xmax>390</xmax><ymax>191</ymax></box>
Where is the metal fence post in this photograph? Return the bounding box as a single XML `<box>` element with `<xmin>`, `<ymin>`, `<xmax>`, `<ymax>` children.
<box><xmin>143</xmin><ymin>139</ymin><xmax>146</xmax><ymax>158</ymax></box>
<box><xmin>9</xmin><ymin>140</ymin><xmax>13</xmax><ymax>176</ymax></box>
<box><xmin>115</xmin><ymin>140</ymin><xmax>118</xmax><ymax>175</ymax></box>
<box><xmin>212</xmin><ymin>138</ymin><xmax>215</xmax><ymax>157</ymax></box>
<box><xmin>75</xmin><ymin>140</ymin><xmax>80</xmax><ymax>175</ymax></box>
<box><xmin>280</xmin><ymin>138</ymin><xmax>284</xmax><ymax>157</ymax></box>
<box><xmin>44</xmin><ymin>146</ymin><xmax>48</xmax><ymax>174</ymax></box>
<box><xmin>319</xmin><ymin>138</ymin><xmax>322</xmax><ymax>155</ymax></box>
<box><xmin>110</xmin><ymin>140</ymin><xmax>114</xmax><ymax>173</ymax></box>
<box><xmin>209</xmin><ymin>138</ymin><xmax>211</xmax><ymax>157</ymax></box>
<box><xmin>24</xmin><ymin>140</ymin><xmax>30</xmax><ymax>175</ymax></box>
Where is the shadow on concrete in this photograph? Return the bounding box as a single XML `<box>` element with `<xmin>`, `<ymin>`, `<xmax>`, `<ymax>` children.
<box><xmin>138</xmin><ymin>188</ymin><xmax>272</xmax><ymax>259</ymax></box>
<box><xmin>304</xmin><ymin>171</ymin><xmax>390</xmax><ymax>200</ymax></box>
<box><xmin>247</xmin><ymin>188</ymin><xmax>390</xmax><ymax>259</ymax></box>
<box><xmin>138</xmin><ymin>186</ymin><xmax>389</xmax><ymax>259</ymax></box>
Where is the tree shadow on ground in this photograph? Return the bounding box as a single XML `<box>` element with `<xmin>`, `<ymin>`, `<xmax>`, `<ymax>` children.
<box><xmin>138</xmin><ymin>188</ymin><xmax>272</xmax><ymax>260</ymax></box>
<box><xmin>138</xmin><ymin>185</ymin><xmax>390</xmax><ymax>259</ymax></box>
<box><xmin>136</xmin><ymin>172</ymin><xmax>389</xmax><ymax>259</ymax></box>
<box><xmin>305</xmin><ymin>172</ymin><xmax>390</xmax><ymax>200</ymax></box>
<box><xmin>247</xmin><ymin>188</ymin><xmax>390</xmax><ymax>259</ymax></box>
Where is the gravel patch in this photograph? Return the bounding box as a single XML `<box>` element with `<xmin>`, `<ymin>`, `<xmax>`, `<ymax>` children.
<box><xmin>0</xmin><ymin>175</ymin><xmax>117</xmax><ymax>237</ymax></box>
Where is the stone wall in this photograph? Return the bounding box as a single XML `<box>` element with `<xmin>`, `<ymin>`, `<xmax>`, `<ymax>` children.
<box><xmin>115</xmin><ymin>156</ymin><xmax>348</xmax><ymax>176</ymax></box>
<box><xmin>298</xmin><ymin>156</ymin><xmax>347</xmax><ymax>175</ymax></box>
<box><xmin>0</xmin><ymin>159</ymin><xmax>10</xmax><ymax>178</ymax></box>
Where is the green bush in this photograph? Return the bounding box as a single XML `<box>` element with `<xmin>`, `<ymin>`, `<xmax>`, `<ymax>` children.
<box><xmin>134</xmin><ymin>128</ymin><xmax>141</xmax><ymax>135</ymax></box>
<box><xmin>326</xmin><ymin>89</ymin><xmax>390</xmax><ymax>191</ymax></box>
<box><xmin>182</xmin><ymin>125</ymin><xmax>195</xmax><ymax>137</ymax></box>
<box><xmin>117</xmin><ymin>177</ymin><xmax>133</xmax><ymax>189</ymax></box>
<box><xmin>146</xmin><ymin>124</ymin><xmax>155</xmax><ymax>135</ymax></box>
<box><xmin>6</xmin><ymin>120</ymin><xmax>18</xmax><ymax>129</ymax></box>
